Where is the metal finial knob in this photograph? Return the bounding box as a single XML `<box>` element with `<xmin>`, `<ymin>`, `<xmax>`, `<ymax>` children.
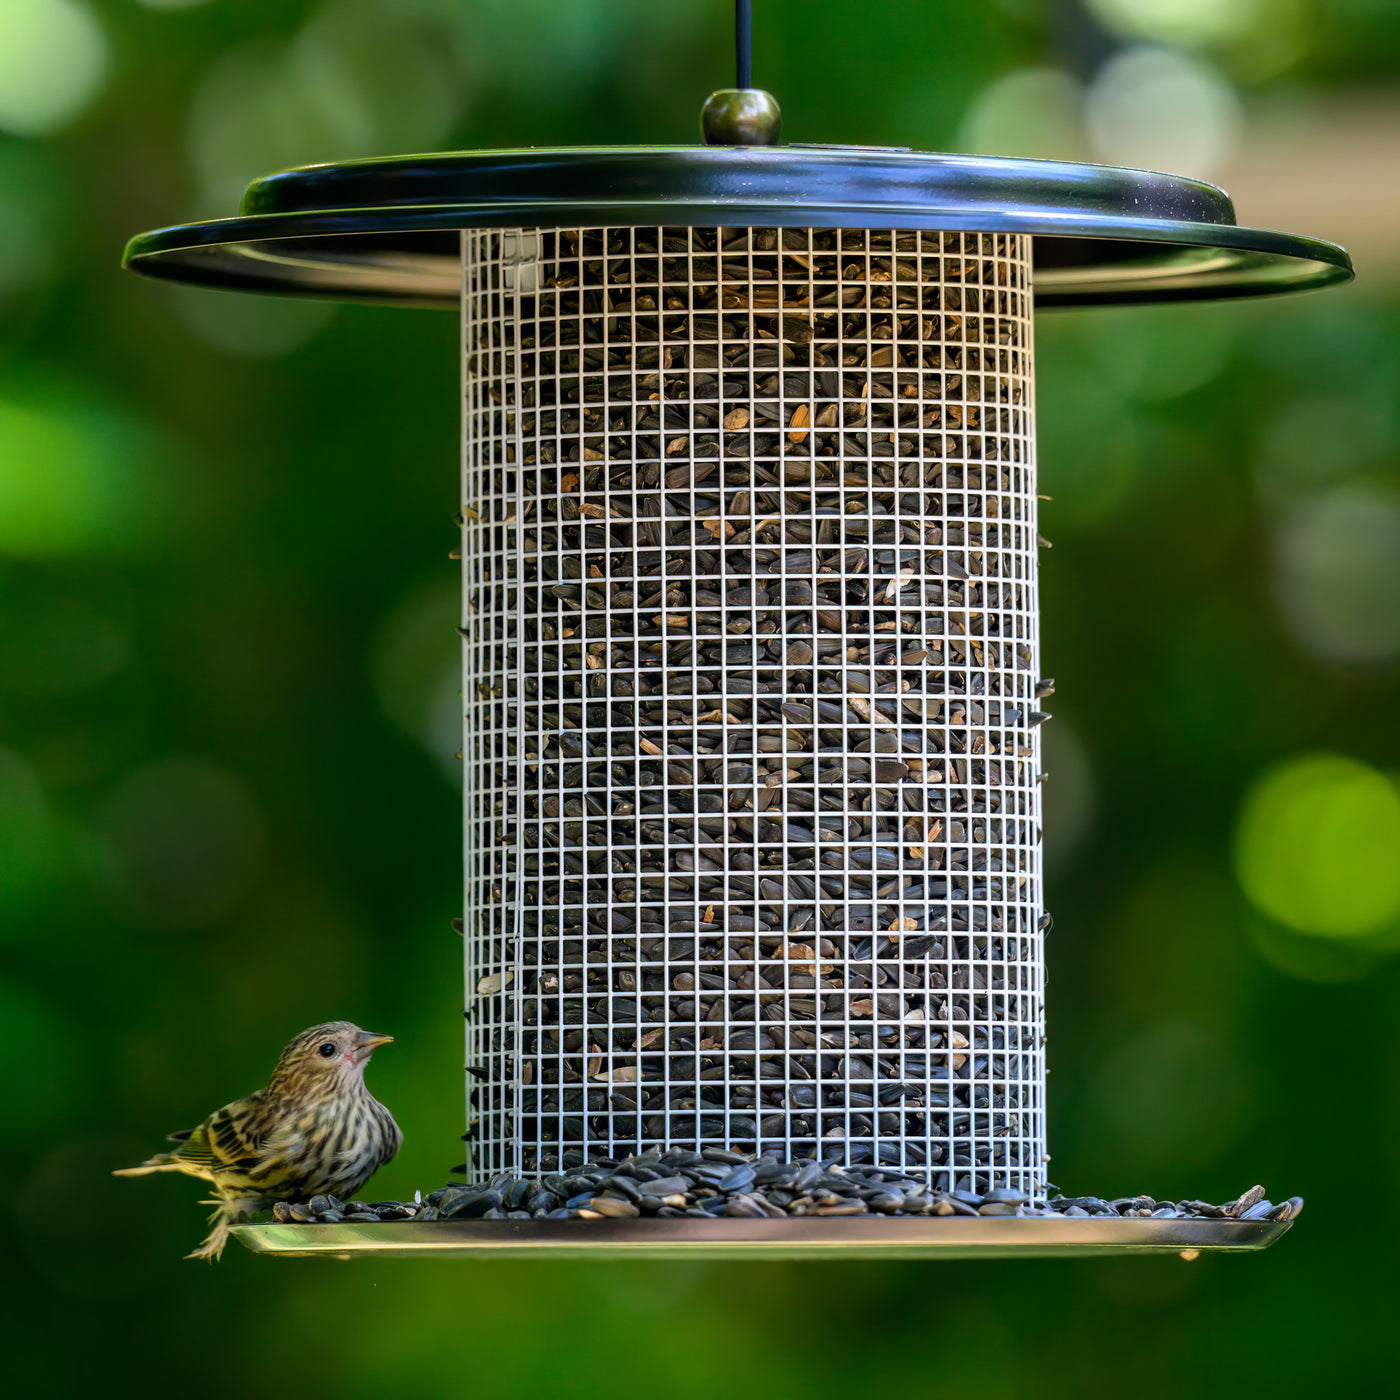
<box><xmin>701</xmin><ymin>88</ymin><xmax>782</xmax><ymax>146</ymax></box>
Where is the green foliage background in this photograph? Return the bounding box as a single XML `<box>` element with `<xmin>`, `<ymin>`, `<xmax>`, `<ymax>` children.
<box><xmin>1</xmin><ymin>2</ymin><xmax>1397</xmax><ymax>1395</ymax></box>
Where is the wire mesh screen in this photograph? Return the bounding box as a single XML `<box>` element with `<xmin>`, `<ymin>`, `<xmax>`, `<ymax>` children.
<box><xmin>462</xmin><ymin>225</ymin><xmax>1046</xmax><ymax>1193</ymax></box>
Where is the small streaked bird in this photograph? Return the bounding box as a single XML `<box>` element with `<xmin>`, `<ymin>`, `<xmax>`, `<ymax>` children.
<box><xmin>115</xmin><ymin>1021</ymin><xmax>401</xmax><ymax>1261</ymax></box>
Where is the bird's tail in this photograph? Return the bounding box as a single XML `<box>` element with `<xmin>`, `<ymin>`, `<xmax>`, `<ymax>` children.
<box><xmin>112</xmin><ymin>1152</ymin><xmax>185</xmax><ymax>1177</ymax></box>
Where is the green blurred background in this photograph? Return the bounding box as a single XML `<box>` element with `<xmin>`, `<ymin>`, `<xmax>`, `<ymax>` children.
<box><xmin>2</xmin><ymin>0</ymin><xmax>1398</xmax><ymax>1393</ymax></box>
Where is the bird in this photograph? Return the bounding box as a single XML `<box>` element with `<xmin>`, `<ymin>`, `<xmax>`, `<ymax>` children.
<box><xmin>114</xmin><ymin>1021</ymin><xmax>402</xmax><ymax>1261</ymax></box>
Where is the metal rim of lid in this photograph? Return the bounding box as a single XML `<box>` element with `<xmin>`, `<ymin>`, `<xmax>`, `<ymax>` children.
<box><xmin>231</xmin><ymin>1214</ymin><xmax>1292</xmax><ymax>1260</ymax></box>
<box><xmin>122</xmin><ymin>146</ymin><xmax>1352</xmax><ymax>309</ymax></box>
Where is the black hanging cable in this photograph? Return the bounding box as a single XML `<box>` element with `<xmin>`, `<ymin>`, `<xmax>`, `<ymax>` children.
<box><xmin>736</xmin><ymin>0</ymin><xmax>752</xmax><ymax>89</ymax></box>
<box><xmin>700</xmin><ymin>0</ymin><xmax>778</xmax><ymax>143</ymax></box>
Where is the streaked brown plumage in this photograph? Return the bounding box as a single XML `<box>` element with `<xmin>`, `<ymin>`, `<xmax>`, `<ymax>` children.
<box><xmin>115</xmin><ymin>1021</ymin><xmax>401</xmax><ymax>1260</ymax></box>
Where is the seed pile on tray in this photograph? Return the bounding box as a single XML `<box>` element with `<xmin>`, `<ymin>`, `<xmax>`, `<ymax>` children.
<box><xmin>462</xmin><ymin>225</ymin><xmax>1046</xmax><ymax>1183</ymax></box>
<box><xmin>270</xmin><ymin>1150</ymin><xmax>1302</xmax><ymax>1225</ymax></box>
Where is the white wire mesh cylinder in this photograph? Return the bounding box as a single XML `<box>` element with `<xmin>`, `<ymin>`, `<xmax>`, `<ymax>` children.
<box><xmin>463</xmin><ymin>225</ymin><xmax>1045</xmax><ymax>1193</ymax></box>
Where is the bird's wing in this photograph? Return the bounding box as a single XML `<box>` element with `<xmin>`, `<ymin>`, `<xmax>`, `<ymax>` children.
<box><xmin>175</xmin><ymin>1092</ymin><xmax>270</xmax><ymax>1175</ymax></box>
<box><xmin>166</xmin><ymin>1128</ymin><xmax>193</xmax><ymax>1143</ymax></box>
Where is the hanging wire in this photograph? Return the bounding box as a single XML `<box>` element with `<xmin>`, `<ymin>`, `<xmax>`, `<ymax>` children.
<box><xmin>736</xmin><ymin>0</ymin><xmax>753</xmax><ymax>89</ymax></box>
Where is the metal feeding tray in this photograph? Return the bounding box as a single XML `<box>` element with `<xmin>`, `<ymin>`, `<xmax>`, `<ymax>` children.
<box><xmin>233</xmin><ymin>1215</ymin><xmax>1290</xmax><ymax>1261</ymax></box>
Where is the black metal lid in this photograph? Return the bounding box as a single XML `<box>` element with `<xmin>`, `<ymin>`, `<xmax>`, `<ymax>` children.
<box><xmin>123</xmin><ymin>145</ymin><xmax>1351</xmax><ymax>309</ymax></box>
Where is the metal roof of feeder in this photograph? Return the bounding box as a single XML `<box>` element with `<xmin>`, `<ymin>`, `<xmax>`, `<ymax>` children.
<box><xmin>124</xmin><ymin>143</ymin><xmax>1351</xmax><ymax>310</ymax></box>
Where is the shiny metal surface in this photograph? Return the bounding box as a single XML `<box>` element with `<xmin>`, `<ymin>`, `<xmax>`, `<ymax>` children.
<box><xmin>122</xmin><ymin>146</ymin><xmax>1352</xmax><ymax>308</ymax></box>
<box><xmin>233</xmin><ymin>1215</ymin><xmax>1290</xmax><ymax>1260</ymax></box>
<box><xmin>700</xmin><ymin>90</ymin><xmax>783</xmax><ymax>146</ymax></box>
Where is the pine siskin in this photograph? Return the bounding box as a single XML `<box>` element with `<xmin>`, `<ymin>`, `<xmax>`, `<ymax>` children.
<box><xmin>115</xmin><ymin>1021</ymin><xmax>402</xmax><ymax>1261</ymax></box>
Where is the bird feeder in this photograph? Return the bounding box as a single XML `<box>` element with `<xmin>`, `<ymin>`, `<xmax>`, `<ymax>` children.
<box><xmin>123</xmin><ymin>12</ymin><xmax>1350</xmax><ymax>1260</ymax></box>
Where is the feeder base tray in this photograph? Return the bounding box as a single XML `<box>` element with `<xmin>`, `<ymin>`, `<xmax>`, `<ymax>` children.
<box><xmin>233</xmin><ymin>1216</ymin><xmax>1288</xmax><ymax>1261</ymax></box>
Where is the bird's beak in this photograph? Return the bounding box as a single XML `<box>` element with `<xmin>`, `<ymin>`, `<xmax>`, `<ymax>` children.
<box><xmin>353</xmin><ymin>1031</ymin><xmax>394</xmax><ymax>1061</ymax></box>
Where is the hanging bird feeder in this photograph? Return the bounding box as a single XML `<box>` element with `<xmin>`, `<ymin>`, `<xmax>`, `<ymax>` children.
<box><xmin>123</xmin><ymin>3</ymin><xmax>1350</xmax><ymax>1260</ymax></box>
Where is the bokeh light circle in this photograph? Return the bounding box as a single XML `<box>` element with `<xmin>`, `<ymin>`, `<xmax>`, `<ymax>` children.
<box><xmin>1271</xmin><ymin>484</ymin><xmax>1400</xmax><ymax>666</ymax></box>
<box><xmin>1084</xmin><ymin>44</ymin><xmax>1242</xmax><ymax>180</ymax></box>
<box><xmin>0</xmin><ymin>0</ymin><xmax>106</xmax><ymax>138</ymax></box>
<box><xmin>956</xmin><ymin>68</ymin><xmax>1086</xmax><ymax>161</ymax></box>
<box><xmin>1086</xmin><ymin>0</ymin><xmax>1261</xmax><ymax>48</ymax></box>
<box><xmin>1234</xmin><ymin>753</ymin><xmax>1400</xmax><ymax>938</ymax></box>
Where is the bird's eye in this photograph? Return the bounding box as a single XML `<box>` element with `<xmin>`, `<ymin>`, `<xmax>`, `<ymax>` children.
<box><xmin>318</xmin><ymin>1042</ymin><xmax>337</xmax><ymax>1058</ymax></box>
